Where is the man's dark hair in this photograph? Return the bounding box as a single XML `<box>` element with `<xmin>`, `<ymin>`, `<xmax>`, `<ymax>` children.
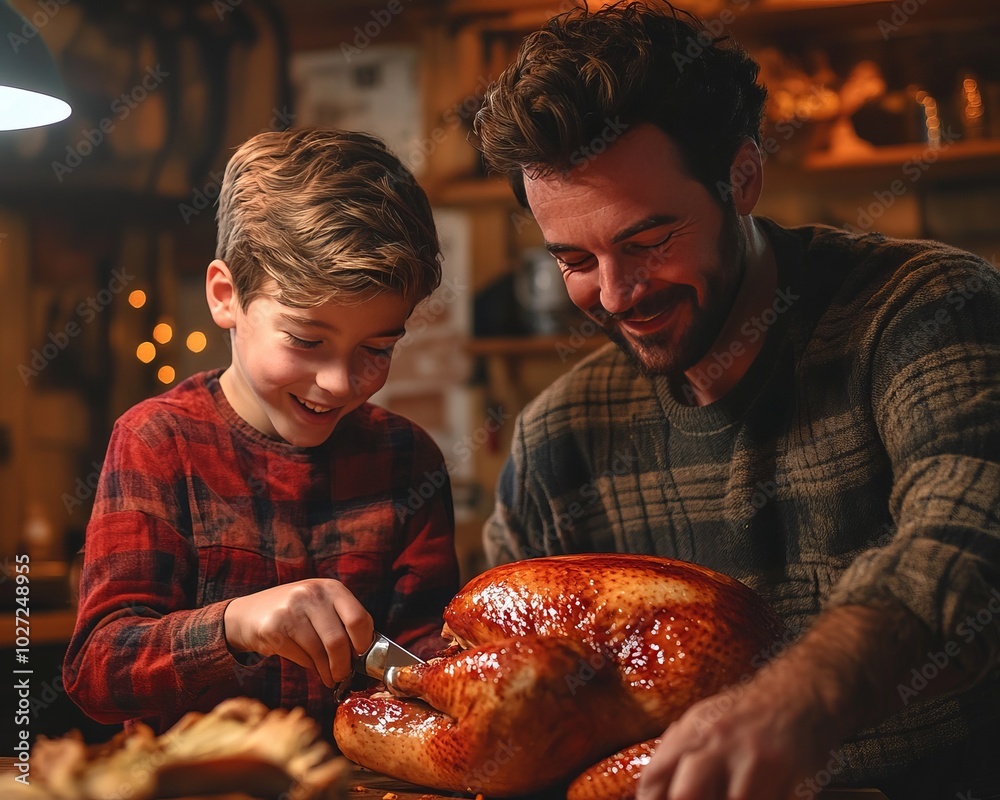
<box><xmin>474</xmin><ymin>0</ymin><xmax>767</xmax><ymax>206</ymax></box>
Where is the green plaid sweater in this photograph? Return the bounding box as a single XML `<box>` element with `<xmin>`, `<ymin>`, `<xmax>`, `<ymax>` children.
<box><xmin>485</xmin><ymin>219</ymin><xmax>1000</xmax><ymax>797</ymax></box>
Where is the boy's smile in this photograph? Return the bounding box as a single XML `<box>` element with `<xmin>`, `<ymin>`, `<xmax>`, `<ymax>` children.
<box><xmin>207</xmin><ymin>263</ymin><xmax>411</xmax><ymax>447</ymax></box>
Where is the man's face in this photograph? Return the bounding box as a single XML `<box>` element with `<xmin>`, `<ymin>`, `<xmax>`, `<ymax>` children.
<box><xmin>524</xmin><ymin>124</ymin><xmax>745</xmax><ymax>376</ymax></box>
<box><xmin>223</xmin><ymin>285</ymin><xmax>411</xmax><ymax>447</ymax></box>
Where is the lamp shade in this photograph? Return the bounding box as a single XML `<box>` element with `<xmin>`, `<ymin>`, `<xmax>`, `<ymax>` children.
<box><xmin>0</xmin><ymin>0</ymin><xmax>71</xmax><ymax>130</ymax></box>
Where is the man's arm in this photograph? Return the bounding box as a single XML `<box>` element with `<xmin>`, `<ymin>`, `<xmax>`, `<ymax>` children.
<box><xmin>642</xmin><ymin>249</ymin><xmax>1000</xmax><ymax>799</ymax></box>
<box><xmin>638</xmin><ymin>602</ymin><xmax>953</xmax><ymax>800</ymax></box>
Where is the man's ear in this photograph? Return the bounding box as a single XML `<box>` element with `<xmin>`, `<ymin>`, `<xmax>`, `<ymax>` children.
<box><xmin>728</xmin><ymin>138</ymin><xmax>764</xmax><ymax>216</ymax></box>
<box><xmin>206</xmin><ymin>260</ymin><xmax>238</xmax><ymax>329</ymax></box>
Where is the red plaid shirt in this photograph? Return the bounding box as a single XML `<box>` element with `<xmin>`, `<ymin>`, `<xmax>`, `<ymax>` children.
<box><xmin>64</xmin><ymin>370</ymin><xmax>458</xmax><ymax>735</ymax></box>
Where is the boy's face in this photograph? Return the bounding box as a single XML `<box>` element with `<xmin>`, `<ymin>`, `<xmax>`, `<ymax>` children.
<box><xmin>208</xmin><ymin>266</ymin><xmax>411</xmax><ymax>447</ymax></box>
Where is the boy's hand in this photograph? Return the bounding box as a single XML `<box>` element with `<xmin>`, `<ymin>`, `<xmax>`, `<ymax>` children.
<box><xmin>223</xmin><ymin>579</ymin><xmax>374</xmax><ymax>688</ymax></box>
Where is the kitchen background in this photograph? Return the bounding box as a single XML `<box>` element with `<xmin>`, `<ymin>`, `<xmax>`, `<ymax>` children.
<box><xmin>1</xmin><ymin>0</ymin><xmax>999</xmax><ymax>745</ymax></box>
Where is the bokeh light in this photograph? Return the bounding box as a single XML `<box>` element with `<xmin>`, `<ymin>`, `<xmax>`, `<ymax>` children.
<box><xmin>186</xmin><ymin>331</ymin><xmax>208</xmax><ymax>353</ymax></box>
<box><xmin>136</xmin><ymin>342</ymin><xmax>156</xmax><ymax>363</ymax></box>
<box><xmin>153</xmin><ymin>323</ymin><xmax>173</xmax><ymax>344</ymax></box>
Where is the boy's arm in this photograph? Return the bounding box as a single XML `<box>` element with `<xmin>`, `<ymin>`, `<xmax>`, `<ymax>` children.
<box><xmin>63</xmin><ymin>423</ymin><xmax>243</xmax><ymax>724</ymax></box>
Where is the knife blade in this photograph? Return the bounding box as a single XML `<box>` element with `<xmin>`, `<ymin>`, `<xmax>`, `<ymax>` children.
<box><xmin>351</xmin><ymin>631</ymin><xmax>425</xmax><ymax>694</ymax></box>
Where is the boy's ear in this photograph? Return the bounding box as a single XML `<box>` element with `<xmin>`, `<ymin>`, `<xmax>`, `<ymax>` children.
<box><xmin>728</xmin><ymin>138</ymin><xmax>764</xmax><ymax>216</ymax></box>
<box><xmin>206</xmin><ymin>260</ymin><xmax>238</xmax><ymax>329</ymax></box>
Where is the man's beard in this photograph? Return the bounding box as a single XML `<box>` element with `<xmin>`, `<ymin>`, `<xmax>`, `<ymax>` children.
<box><xmin>594</xmin><ymin>208</ymin><xmax>747</xmax><ymax>378</ymax></box>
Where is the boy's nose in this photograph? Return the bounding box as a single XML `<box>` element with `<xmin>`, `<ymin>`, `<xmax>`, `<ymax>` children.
<box><xmin>315</xmin><ymin>361</ymin><xmax>354</xmax><ymax>399</ymax></box>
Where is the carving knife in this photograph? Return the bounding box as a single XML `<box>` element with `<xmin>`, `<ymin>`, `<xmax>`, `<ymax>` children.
<box><xmin>346</xmin><ymin>631</ymin><xmax>424</xmax><ymax>697</ymax></box>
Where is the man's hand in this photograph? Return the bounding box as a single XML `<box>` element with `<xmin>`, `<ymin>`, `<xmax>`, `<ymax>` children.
<box><xmin>636</xmin><ymin>660</ymin><xmax>842</xmax><ymax>800</ymax></box>
<box><xmin>223</xmin><ymin>579</ymin><xmax>374</xmax><ymax>688</ymax></box>
<box><xmin>637</xmin><ymin>604</ymin><xmax>936</xmax><ymax>800</ymax></box>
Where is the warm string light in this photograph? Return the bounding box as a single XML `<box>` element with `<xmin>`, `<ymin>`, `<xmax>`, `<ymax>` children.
<box><xmin>128</xmin><ymin>292</ymin><xmax>211</xmax><ymax>384</ymax></box>
<box><xmin>186</xmin><ymin>331</ymin><xmax>208</xmax><ymax>353</ymax></box>
<box><xmin>153</xmin><ymin>322</ymin><xmax>173</xmax><ymax>344</ymax></box>
<box><xmin>914</xmin><ymin>90</ymin><xmax>941</xmax><ymax>149</ymax></box>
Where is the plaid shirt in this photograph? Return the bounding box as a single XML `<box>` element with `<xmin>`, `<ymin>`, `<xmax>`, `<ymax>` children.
<box><xmin>64</xmin><ymin>370</ymin><xmax>458</xmax><ymax>736</ymax></box>
<box><xmin>485</xmin><ymin>220</ymin><xmax>1000</xmax><ymax>796</ymax></box>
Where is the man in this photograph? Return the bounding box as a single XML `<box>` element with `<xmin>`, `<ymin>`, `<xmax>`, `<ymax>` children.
<box><xmin>475</xmin><ymin>3</ymin><xmax>1000</xmax><ymax>799</ymax></box>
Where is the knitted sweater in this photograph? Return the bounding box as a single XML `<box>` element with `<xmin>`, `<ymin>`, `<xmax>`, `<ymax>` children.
<box><xmin>485</xmin><ymin>219</ymin><xmax>1000</xmax><ymax>796</ymax></box>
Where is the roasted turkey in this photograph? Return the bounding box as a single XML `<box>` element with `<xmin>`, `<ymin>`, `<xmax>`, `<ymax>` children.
<box><xmin>334</xmin><ymin>554</ymin><xmax>785</xmax><ymax>797</ymax></box>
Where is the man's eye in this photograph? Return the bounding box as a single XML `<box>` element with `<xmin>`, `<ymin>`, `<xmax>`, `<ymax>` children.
<box><xmin>632</xmin><ymin>234</ymin><xmax>672</xmax><ymax>251</ymax></box>
<box><xmin>555</xmin><ymin>255</ymin><xmax>593</xmax><ymax>270</ymax></box>
<box><xmin>285</xmin><ymin>333</ymin><xmax>321</xmax><ymax>349</ymax></box>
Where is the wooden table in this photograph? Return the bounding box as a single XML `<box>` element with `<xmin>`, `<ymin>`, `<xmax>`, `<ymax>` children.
<box><xmin>1</xmin><ymin>758</ymin><xmax>888</xmax><ymax>799</ymax></box>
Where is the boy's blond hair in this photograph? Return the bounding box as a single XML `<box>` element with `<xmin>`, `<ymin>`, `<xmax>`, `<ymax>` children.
<box><xmin>216</xmin><ymin>128</ymin><xmax>441</xmax><ymax>309</ymax></box>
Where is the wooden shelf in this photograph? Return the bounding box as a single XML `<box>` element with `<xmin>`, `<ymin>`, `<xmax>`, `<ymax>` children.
<box><xmin>801</xmin><ymin>138</ymin><xmax>1000</xmax><ymax>172</ymax></box>
<box><xmin>437</xmin><ymin>139</ymin><xmax>1000</xmax><ymax>203</ymax></box>
<box><xmin>431</xmin><ymin>177</ymin><xmax>515</xmax><ymax>206</ymax></box>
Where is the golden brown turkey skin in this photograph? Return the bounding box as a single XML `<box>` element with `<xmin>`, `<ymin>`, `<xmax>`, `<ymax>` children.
<box><xmin>334</xmin><ymin>554</ymin><xmax>784</xmax><ymax>796</ymax></box>
<box><xmin>335</xmin><ymin>636</ymin><xmax>654</xmax><ymax>796</ymax></box>
<box><xmin>567</xmin><ymin>739</ymin><xmax>658</xmax><ymax>800</ymax></box>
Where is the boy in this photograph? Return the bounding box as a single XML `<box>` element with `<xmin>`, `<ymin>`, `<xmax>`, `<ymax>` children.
<box><xmin>63</xmin><ymin>129</ymin><xmax>460</xmax><ymax>737</ymax></box>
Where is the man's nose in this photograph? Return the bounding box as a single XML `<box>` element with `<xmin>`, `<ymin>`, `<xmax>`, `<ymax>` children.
<box><xmin>598</xmin><ymin>258</ymin><xmax>646</xmax><ymax>315</ymax></box>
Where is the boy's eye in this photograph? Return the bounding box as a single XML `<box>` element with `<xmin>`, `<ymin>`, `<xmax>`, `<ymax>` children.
<box><xmin>285</xmin><ymin>333</ymin><xmax>321</xmax><ymax>349</ymax></box>
<box><xmin>362</xmin><ymin>343</ymin><xmax>396</xmax><ymax>357</ymax></box>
